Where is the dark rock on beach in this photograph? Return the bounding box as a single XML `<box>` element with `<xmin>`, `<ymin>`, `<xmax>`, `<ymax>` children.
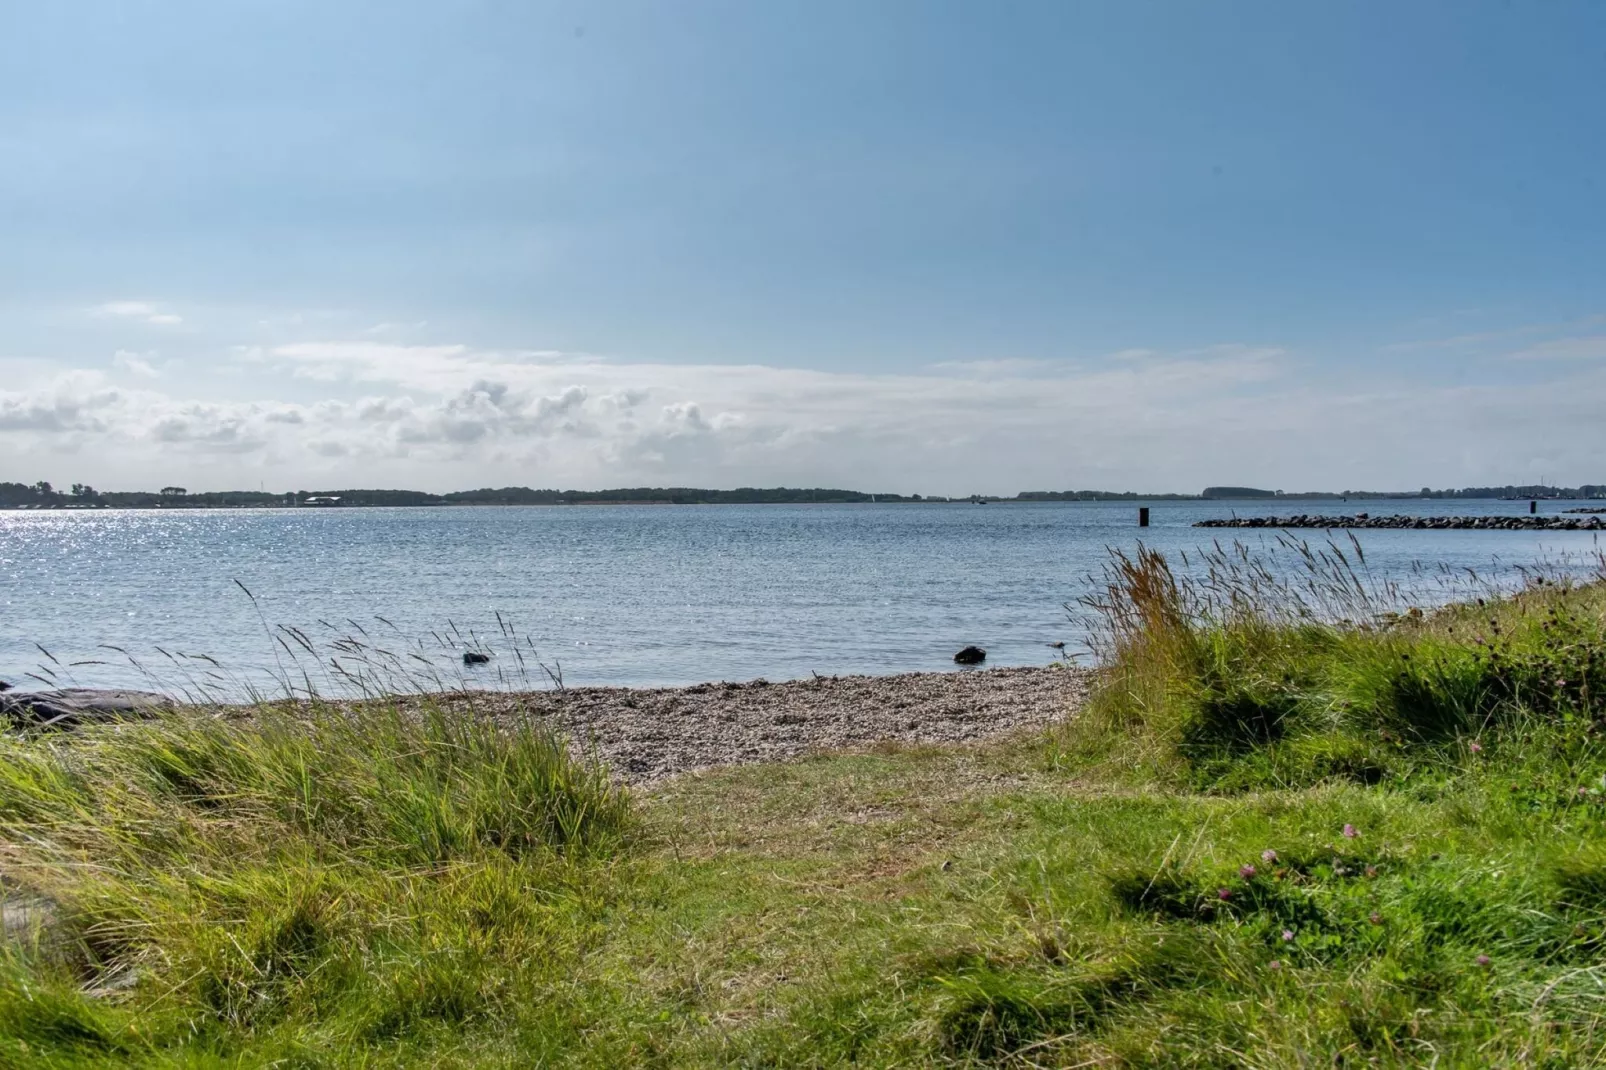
<box><xmin>1196</xmin><ymin>514</ymin><xmax>1606</xmax><ymax>531</ymax></box>
<box><xmin>953</xmin><ymin>646</ymin><xmax>987</xmax><ymax>665</ymax></box>
<box><xmin>1</xmin><ymin>689</ymin><xmax>172</xmax><ymax>730</ymax></box>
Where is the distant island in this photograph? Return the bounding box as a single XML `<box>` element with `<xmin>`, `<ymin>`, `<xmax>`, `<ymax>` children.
<box><xmin>4</xmin><ymin>480</ymin><xmax>1604</xmax><ymax>510</ymax></box>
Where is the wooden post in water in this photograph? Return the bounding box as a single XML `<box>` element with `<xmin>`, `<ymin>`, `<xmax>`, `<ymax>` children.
<box><xmin>1139</xmin><ymin>506</ymin><xmax>1150</xmax><ymax>527</ymax></box>
<box><xmin>1530</xmin><ymin>500</ymin><xmax>1537</xmax><ymax>514</ymax></box>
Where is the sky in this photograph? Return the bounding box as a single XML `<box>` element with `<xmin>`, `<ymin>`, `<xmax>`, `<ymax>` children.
<box><xmin>2</xmin><ymin>1</ymin><xmax>1604</xmax><ymax>496</ymax></box>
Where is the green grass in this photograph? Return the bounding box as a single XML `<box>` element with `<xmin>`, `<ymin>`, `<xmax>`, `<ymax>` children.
<box><xmin>3</xmin><ymin>555</ymin><xmax>1606</xmax><ymax>1066</ymax></box>
<box><xmin>1063</xmin><ymin>544</ymin><xmax>1606</xmax><ymax>792</ymax></box>
<box><xmin>0</xmin><ymin>704</ymin><xmax>630</xmax><ymax>1066</ymax></box>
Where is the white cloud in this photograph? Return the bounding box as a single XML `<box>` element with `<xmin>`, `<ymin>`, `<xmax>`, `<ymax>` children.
<box><xmin>112</xmin><ymin>350</ymin><xmax>160</xmax><ymax>377</ymax></box>
<box><xmin>927</xmin><ymin>357</ymin><xmax>1062</xmax><ymax>374</ymax></box>
<box><xmin>360</xmin><ymin>320</ymin><xmax>429</xmax><ymax>335</ymax></box>
<box><xmin>1508</xmin><ymin>336</ymin><xmax>1606</xmax><ymax>362</ymax></box>
<box><xmin>0</xmin><ymin>372</ymin><xmax>120</xmax><ymax>433</ymax></box>
<box><xmin>1383</xmin><ymin>314</ymin><xmax>1606</xmax><ymax>354</ymax></box>
<box><xmin>92</xmin><ymin>301</ymin><xmax>183</xmax><ymax>326</ymax></box>
<box><xmin>6</xmin><ymin>339</ymin><xmax>1606</xmax><ymax>493</ymax></box>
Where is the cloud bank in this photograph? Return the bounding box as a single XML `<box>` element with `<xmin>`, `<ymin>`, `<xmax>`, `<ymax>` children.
<box><xmin>4</xmin><ymin>330</ymin><xmax>1605</xmax><ymax>494</ymax></box>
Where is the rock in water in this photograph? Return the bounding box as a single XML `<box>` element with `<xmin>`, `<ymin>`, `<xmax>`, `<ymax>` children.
<box><xmin>0</xmin><ymin>689</ymin><xmax>171</xmax><ymax>730</ymax></box>
<box><xmin>953</xmin><ymin>646</ymin><xmax>987</xmax><ymax>665</ymax></box>
<box><xmin>463</xmin><ymin>651</ymin><xmax>491</xmax><ymax>665</ymax></box>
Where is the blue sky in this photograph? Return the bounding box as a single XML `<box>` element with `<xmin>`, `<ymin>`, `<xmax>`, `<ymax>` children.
<box><xmin>2</xmin><ymin>1</ymin><xmax>1603</xmax><ymax>494</ymax></box>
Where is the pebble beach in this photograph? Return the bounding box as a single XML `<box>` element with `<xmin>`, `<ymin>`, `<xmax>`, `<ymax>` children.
<box><xmin>426</xmin><ymin>664</ymin><xmax>1093</xmax><ymax>783</ymax></box>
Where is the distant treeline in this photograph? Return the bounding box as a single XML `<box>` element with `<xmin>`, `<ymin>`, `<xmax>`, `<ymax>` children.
<box><xmin>0</xmin><ymin>482</ymin><xmax>927</xmax><ymax>508</ymax></box>
<box><xmin>6</xmin><ymin>480</ymin><xmax>1605</xmax><ymax>510</ymax></box>
<box><xmin>1192</xmin><ymin>485</ymin><xmax>1606</xmax><ymax>501</ymax></box>
<box><xmin>1017</xmin><ymin>491</ymin><xmax>1198</xmax><ymax>501</ymax></box>
<box><xmin>1023</xmin><ymin>484</ymin><xmax>1606</xmax><ymax>501</ymax></box>
<box><xmin>441</xmin><ymin>486</ymin><xmax>926</xmax><ymax>505</ymax></box>
<box><xmin>1420</xmin><ymin>484</ymin><xmax>1606</xmax><ymax>499</ymax></box>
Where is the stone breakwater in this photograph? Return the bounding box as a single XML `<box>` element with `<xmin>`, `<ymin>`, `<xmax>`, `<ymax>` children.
<box><xmin>1195</xmin><ymin>514</ymin><xmax>1606</xmax><ymax>531</ymax></box>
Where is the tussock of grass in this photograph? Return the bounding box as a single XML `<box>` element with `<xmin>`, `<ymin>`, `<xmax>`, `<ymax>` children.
<box><xmin>0</xmin><ymin>703</ymin><xmax>626</xmax><ymax>1065</ymax></box>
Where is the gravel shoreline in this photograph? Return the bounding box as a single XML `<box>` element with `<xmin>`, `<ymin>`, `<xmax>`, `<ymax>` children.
<box><xmin>430</xmin><ymin>664</ymin><xmax>1092</xmax><ymax>783</ymax></box>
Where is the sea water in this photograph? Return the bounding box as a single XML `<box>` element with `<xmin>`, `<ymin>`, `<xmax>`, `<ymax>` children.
<box><xmin>2</xmin><ymin>500</ymin><xmax>1600</xmax><ymax>695</ymax></box>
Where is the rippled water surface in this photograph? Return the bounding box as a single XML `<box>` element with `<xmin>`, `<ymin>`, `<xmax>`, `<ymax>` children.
<box><xmin>2</xmin><ymin>501</ymin><xmax>1601</xmax><ymax>694</ymax></box>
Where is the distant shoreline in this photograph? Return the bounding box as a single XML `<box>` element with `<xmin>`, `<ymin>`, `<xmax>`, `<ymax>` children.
<box><xmin>5</xmin><ymin>479</ymin><xmax>1605</xmax><ymax>511</ymax></box>
<box><xmin>7</xmin><ymin>495</ymin><xmax>1606</xmax><ymax>512</ymax></box>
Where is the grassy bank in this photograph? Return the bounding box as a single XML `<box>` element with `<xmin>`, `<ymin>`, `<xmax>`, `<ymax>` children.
<box><xmin>3</xmin><ymin>548</ymin><xmax>1606</xmax><ymax>1066</ymax></box>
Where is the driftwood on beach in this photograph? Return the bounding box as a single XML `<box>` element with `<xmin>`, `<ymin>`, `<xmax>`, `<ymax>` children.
<box><xmin>0</xmin><ymin>688</ymin><xmax>171</xmax><ymax>730</ymax></box>
<box><xmin>1195</xmin><ymin>514</ymin><xmax>1606</xmax><ymax>531</ymax></box>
